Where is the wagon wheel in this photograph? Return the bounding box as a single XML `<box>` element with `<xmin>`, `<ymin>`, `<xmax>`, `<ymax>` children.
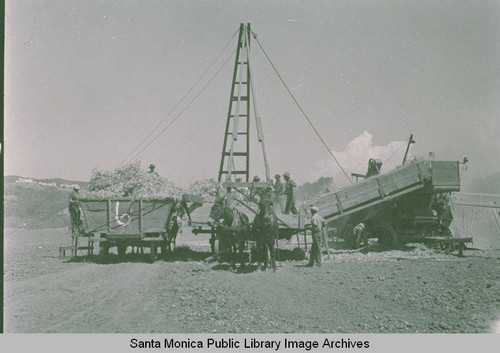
<box><xmin>149</xmin><ymin>243</ymin><xmax>157</xmax><ymax>263</ymax></box>
<box><xmin>117</xmin><ymin>243</ymin><xmax>127</xmax><ymax>257</ymax></box>
<box><xmin>380</xmin><ymin>224</ymin><xmax>399</xmax><ymax>248</ymax></box>
<box><xmin>99</xmin><ymin>234</ymin><xmax>109</xmax><ymax>256</ymax></box>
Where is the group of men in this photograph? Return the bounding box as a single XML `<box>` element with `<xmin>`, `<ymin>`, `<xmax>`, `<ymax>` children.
<box><xmin>247</xmin><ymin>172</ymin><xmax>326</xmax><ymax>267</ymax></box>
<box><xmin>249</xmin><ymin>172</ymin><xmax>299</xmax><ymax>215</ymax></box>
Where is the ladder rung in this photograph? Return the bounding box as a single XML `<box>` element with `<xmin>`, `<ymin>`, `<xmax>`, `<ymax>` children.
<box><xmin>229</xmin><ymin>114</ymin><xmax>248</xmax><ymax>118</ymax></box>
<box><xmin>220</xmin><ymin>171</ymin><xmax>247</xmax><ymax>174</ymax></box>
<box><xmin>231</xmin><ymin>96</ymin><xmax>248</xmax><ymax>101</ymax></box>
<box><xmin>238</xmin><ymin>62</ymin><xmax>249</xmax><ymax>65</ymax></box>
<box><xmin>223</xmin><ymin>152</ymin><xmax>247</xmax><ymax>156</ymax></box>
<box><xmin>226</xmin><ymin>132</ymin><xmax>248</xmax><ymax>135</ymax></box>
<box><xmin>235</xmin><ymin>82</ymin><xmax>248</xmax><ymax>84</ymax></box>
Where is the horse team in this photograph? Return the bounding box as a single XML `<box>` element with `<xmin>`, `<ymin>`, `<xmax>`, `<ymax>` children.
<box><xmin>208</xmin><ymin>194</ymin><xmax>280</xmax><ymax>271</ymax></box>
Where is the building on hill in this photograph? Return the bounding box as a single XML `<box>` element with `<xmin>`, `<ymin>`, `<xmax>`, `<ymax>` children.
<box><xmin>16</xmin><ymin>177</ymin><xmax>34</xmax><ymax>184</ymax></box>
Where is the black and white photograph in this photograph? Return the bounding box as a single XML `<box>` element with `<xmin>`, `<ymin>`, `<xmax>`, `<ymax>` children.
<box><xmin>3</xmin><ymin>0</ymin><xmax>500</xmax><ymax>344</ymax></box>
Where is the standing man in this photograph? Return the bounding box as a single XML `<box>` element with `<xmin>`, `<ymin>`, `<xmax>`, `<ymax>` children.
<box><xmin>307</xmin><ymin>206</ymin><xmax>325</xmax><ymax>267</ymax></box>
<box><xmin>272</xmin><ymin>174</ymin><xmax>284</xmax><ymax>212</ymax></box>
<box><xmin>354</xmin><ymin>222</ymin><xmax>367</xmax><ymax>248</ymax></box>
<box><xmin>69</xmin><ymin>185</ymin><xmax>81</xmax><ymax>235</ymax></box>
<box><xmin>283</xmin><ymin>172</ymin><xmax>299</xmax><ymax>215</ymax></box>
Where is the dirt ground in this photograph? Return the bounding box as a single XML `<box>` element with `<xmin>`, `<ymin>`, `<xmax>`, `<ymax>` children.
<box><xmin>4</xmin><ymin>228</ymin><xmax>500</xmax><ymax>333</ymax></box>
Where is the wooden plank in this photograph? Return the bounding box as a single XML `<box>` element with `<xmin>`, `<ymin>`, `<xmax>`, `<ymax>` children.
<box><xmin>336</xmin><ymin>178</ymin><xmax>381</xmax><ymax>210</ymax></box>
<box><xmin>138</xmin><ymin>199</ymin><xmax>143</xmax><ymax>233</ymax></box>
<box><xmin>323</xmin><ymin>183</ymin><xmax>425</xmax><ymax>223</ymax></box>
<box><xmin>105</xmin><ymin>233</ymin><xmax>143</xmax><ymax>240</ymax></box>
<box><xmin>378</xmin><ymin>163</ymin><xmax>422</xmax><ymax>195</ymax></box>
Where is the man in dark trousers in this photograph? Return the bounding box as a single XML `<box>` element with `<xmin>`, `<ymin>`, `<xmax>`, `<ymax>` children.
<box><xmin>283</xmin><ymin>172</ymin><xmax>298</xmax><ymax>215</ymax></box>
<box><xmin>69</xmin><ymin>185</ymin><xmax>81</xmax><ymax>235</ymax></box>
<box><xmin>307</xmin><ymin>206</ymin><xmax>325</xmax><ymax>267</ymax></box>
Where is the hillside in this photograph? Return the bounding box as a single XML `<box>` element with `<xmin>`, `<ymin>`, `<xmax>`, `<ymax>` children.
<box><xmin>4</xmin><ymin>183</ymin><xmax>70</xmax><ymax>229</ymax></box>
<box><xmin>5</xmin><ymin>175</ymin><xmax>89</xmax><ymax>189</ymax></box>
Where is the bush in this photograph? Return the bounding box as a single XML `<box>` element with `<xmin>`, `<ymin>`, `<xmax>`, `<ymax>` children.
<box><xmin>186</xmin><ymin>179</ymin><xmax>223</xmax><ymax>199</ymax></box>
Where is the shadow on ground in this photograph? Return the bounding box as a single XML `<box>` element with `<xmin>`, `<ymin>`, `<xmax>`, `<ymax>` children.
<box><xmin>65</xmin><ymin>245</ymin><xmax>212</xmax><ymax>264</ymax></box>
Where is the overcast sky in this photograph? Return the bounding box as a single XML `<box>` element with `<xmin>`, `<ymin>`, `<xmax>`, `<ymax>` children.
<box><xmin>5</xmin><ymin>0</ymin><xmax>500</xmax><ymax>188</ymax></box>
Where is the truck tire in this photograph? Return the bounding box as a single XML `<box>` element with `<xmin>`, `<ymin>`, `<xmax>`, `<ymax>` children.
<box><xmin>343</xmin><ymin>224</ymin><xmax>355</xmax><ymax>249</ymax></box>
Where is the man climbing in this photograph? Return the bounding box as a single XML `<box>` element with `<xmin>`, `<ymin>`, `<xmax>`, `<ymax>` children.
<box><xmin>283</xmin><ymin>172</ymin><xmax>299</xmax><ymax>215</ymax></box>
<box><xmin>307</xmin><ymin>206</ymin><xmax>325</xmax><ymax>267</ymax></box>
<box><xmin>69</xmin><ymin>185</ymin><xmax>82</xmax><ymax>235</ymax></box>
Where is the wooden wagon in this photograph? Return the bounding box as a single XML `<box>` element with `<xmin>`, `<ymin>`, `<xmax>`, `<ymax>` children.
<box><xmin>59</xmin><ymin>194</ymin><xmax>203</xmax><ymax>262</ymax></box>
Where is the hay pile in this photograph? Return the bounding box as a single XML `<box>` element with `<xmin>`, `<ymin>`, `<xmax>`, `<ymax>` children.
<box><xmin>83</xmin><ymin>162</ymin><xmax>182</xmax><ymax>199</ymax></box>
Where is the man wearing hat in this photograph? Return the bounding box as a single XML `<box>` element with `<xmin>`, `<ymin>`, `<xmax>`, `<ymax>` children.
<box><xmin>68</xmin><ymin>185</ymin><xmax>82</xmax><ymax>235</ymax></box>
<box><xmin>272</xmin><ymin>174</ymin><xmax>285</xmax><ymax>212</ymax></box>
<box><xmin>148</xmin><ymin>163</ymin><xmax>158</xmax><ymax>175</ymax></box>
<box><xmin>307</xmin><ymin>206</ymin><xmax>325</xmax><ymax>267</ymax></box>
<box><xmin>283</xmin><ymin>172</ymin><xmax>298</xmax><ymax>215</ymax></box>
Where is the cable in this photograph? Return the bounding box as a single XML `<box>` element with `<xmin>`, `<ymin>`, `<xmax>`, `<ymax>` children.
<box><xmin>117</xmin><ymin>28</ymin><xmax>239</xmax><ymax>168</ymax></box>
<box><xmin>252</xmin><ymin>31</ymin><xmax>352</xmax><ymax>184</ymax></box>
<box><xmin>128</xmin><ymin>48</ymin><xmax>237</xmax><ymax>162</ymax></box>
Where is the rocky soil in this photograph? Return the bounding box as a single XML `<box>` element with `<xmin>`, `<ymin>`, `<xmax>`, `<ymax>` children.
<box><xmin>4</xmin><ymin>229</ymin><xmax>500</xmax><ymax>333</ymax></box>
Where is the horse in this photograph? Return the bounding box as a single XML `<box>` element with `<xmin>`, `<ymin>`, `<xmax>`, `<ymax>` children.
<box><xmin>251</xmin><ymin>198</ymin><xmax>279</xmax><ymax>271</ymax></box>
<box><xmin>162</xmin><ymin>200</ymin><xmax>190</xmax><ymax>257</ymax></box>
<box><xmin>208</xmin><ymin>196</ymin><xmax>250</xmax><ymax>270</ymax></box>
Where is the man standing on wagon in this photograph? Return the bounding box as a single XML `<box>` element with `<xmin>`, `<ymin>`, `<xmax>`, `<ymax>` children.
<box><xmin>68</xmin><ymin>185</ymin><xmax>82</xmax><ymax>235</ymax></box>
<box><xmin>283</xmin><ymin>172</ymin><xmax>299</xmax><ymax>215</ymax></box>
<box><xmin>272</xmin><ymin>174</ymin><xmax>285</xmax><ymax>212</ymax></box>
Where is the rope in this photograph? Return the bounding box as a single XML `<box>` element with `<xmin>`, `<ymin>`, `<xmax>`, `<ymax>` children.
<box><xmin>117</xmin><ymin>28</ymin><xmax>239</xmax><ymax>167</ymax></box>
<box><xmin>252</xmin><ymin>31</ymin><xmax>352</xmax><ymax>184</ymax></box>
<box><xmin>128</xmin><ymin>48</ymin><xmax>237</xmax><ymax>163</ymax></box>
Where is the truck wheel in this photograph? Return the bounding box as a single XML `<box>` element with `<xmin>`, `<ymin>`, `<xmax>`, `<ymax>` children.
<box><xmin>380</xmin><ymin>225</ymin><xmax>399</xmax><ymax>247</ymax></box>
<box><xmin>343</xmin><ymin>224</ymin><xmax>355</xmax><ymax>249</ymax></box>
<box><xmin>439</xmin><ymin>226</ymin><xmax>453</xmax><ymax>252</ymax></box>
<box><xmin>387</xmin><ymin>225</ymin><xmax>399</xmax><ymax>248</ymax></box>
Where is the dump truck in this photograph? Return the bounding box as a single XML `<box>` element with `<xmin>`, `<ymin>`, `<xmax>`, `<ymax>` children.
<box><xmin>309</xmin><ymin>158</ymin><xmax>467</xmax><ymax>249</ymax></box>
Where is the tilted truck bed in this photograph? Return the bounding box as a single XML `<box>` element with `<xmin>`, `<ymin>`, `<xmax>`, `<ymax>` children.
<box><xmin>310</xmin><ymin>160</ymin><xmax>460</xmax><ymax>223</ymax></box>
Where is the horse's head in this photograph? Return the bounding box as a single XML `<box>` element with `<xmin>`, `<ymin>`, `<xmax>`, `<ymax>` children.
<box><xmin>258</xmin><ymin>198</ymin><xmax>276</xmax><ymax>226</ymax></box>
<box><xmin>208</xmin><ymin>196</ymin><xmax>228</xmax><ymax>226</ymax></box>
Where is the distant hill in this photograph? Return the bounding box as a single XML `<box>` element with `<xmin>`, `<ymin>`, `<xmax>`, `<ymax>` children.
<box><xmin>5</xmin><ymin>175</ymin><xmax>89</xmax><ymax>189</ymax></box>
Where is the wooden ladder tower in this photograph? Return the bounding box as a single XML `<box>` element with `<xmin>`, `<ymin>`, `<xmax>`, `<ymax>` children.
<box><xmin>218</xmin><ymin>23</ymin><xmax>253</xmax><ymax>183</ymax></box>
